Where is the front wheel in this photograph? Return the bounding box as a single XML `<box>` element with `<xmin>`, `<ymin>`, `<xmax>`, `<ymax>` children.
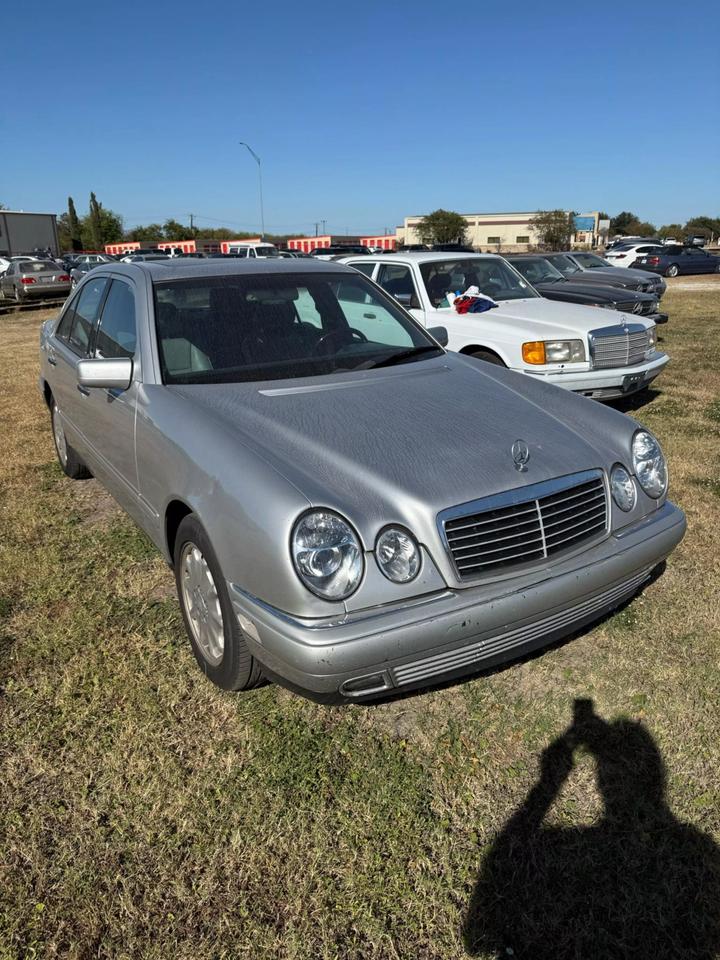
<box><xmin>51</xmin><ymin>398</ymin><xmax>92</xmax><ymax>479</ymax></box>
<box><xmin>665</xmin><ymin>264</ymin><xmax>679</xmax><ymax>278</ymax></box>
<box><xmin>174</xmin><ymin>514</ymin><xmax>264</xmax><ymax>692</ymax></box>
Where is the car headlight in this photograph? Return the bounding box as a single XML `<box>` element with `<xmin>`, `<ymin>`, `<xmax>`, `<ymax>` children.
<box><xmin>610</xmin><ymin>464</ymin><xmax>636</xmax><ymax>512</ymax></box>
<box><xmin>375</xmin><ymin>527</ymin><xmax>421</xmax><ymax>583</ymax></box>
<box><xmin>522</xmin><ymin>340</ymin><xmax>586</xmax><ymax>364</ymax></box>
<box><xmin>632</xmin><ymin>430</ymin><xmax>668</xmax><ymax>499</ymax></box>
<box><xmin>646</xmin><ymin>324</ymin><xmax>657</xmax><ymax>354</ymax></box>
<box><xmin>291</xmin><ymin>510</ymin><xmax>363</xmax><ymax>600</ymax></box>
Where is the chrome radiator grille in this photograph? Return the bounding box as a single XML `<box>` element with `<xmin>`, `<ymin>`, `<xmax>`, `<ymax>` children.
<box><xmin>441</xmin><ymin>471</ymin><xmax>607</xmax><ymax>580</ymax></box>
<box><xmin>590</xmin><ymin>322</ymin><xmax>652</xmax><ymax>368</ymax></box>
<box><xmin>616</xmin><ymin>299</ymin><xmax>656</xmax><ymax>316</ymax></box>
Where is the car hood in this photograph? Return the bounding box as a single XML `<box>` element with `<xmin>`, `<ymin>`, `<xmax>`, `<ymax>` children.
<box><xmin>491</xmin><ymin>296</ymin><xmax>645</xmax><ymax>335</ymax></box>
<box><xmin>576</xmin><ymin>267</ymin><xmax>657</xmax><ymax>287</ymax></box>
<box><xmin>535</xmin><ymin>281</ymin><xmax>651</xmax><ymax>303</ymax></box>
<box><xmin>168</xmin><ymin>354</ymin><xmax>631</xmax><ymax>541</ymax></box>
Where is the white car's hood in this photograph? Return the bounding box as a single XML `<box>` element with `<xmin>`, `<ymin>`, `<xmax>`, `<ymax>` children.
<box><xmin>473</xmin><ymin>297</ymin><xmax>649</xmax><ymax>338</ymax></box>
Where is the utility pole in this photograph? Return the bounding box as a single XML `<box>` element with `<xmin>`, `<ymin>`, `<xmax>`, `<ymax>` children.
<box><xmin>321</xmin><ymin>219</ymin><xmax>326</xmax><ymax>235</ymax></box>
<box><xmin>239</xmin><ymin>142</ymin><xmax>265</xmax><ymax>239</ymax></box>
<box><xmin>314</xmin><ymin>222</ymin><xmax>320</xmax><ymax>237</ymax></box>
<box><xmin>188</xmin><ymin>213</ymin><xmax>194</xmax><ymax>232</ymax></box>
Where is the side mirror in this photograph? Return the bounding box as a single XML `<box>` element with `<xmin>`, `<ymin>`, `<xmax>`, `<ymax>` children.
<box><xmin>428</xmin><ymin>325</ymin><xmax>449</xmax><ymax>347</ymax></box>
<box><xmin>77</xmin><ymin>357</ymin><xmax>133</xmax><ymax>391</ymax></box>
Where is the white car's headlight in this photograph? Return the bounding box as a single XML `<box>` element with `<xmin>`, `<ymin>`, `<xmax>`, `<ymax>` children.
<box><xmin>632</xmin><ymin>430</ymin><xmax>668</xmax><ymax>499</ymax></box>
<box><xmin>291</xmin><ymin>510</ymin><xmax>363</xmax><ymax>600</ymax></box>
<box><xmin>522</xmin><ymin>340</ymin><xmax>586</xmax><ymax>364</ymax></box>
<box><xmin>646</xmin><ymin>325</ymin><xmax>657</xmax><ymax>355</ymax></box>
<box><xmin>375</xmin><ymin>527</ymin><xmax>420</xmax><ymax>583</ymax></box>
<box><xmin>610</xmin><ymin>464</ymin><xmax>636</xmax><ymax>512</ymax></box>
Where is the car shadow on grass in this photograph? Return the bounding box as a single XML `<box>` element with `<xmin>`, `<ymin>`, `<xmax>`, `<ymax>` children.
<box><xmin>462</xmin><ymin>698</ymin><xmax>720</xmax><ymax>959</ymax></box>
<box><xmin>608</xmin><ymin>385</ymin><xmax>663</xmax><ymax>414</ymax></box>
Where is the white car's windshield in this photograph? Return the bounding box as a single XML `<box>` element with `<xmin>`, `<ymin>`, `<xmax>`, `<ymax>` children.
<box><xmin>154</xmin><ymin>272</ymin><xmax>442</xmax><ymax>384</ymax></box>
<box><xmin>419</xmin><ymin>258</ymin><xmax>538</xmax><ymax>306</ymax></box>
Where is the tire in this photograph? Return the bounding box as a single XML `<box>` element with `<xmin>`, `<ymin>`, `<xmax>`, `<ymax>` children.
<box><xmin>715</xmin><ymin>264</ymin><xmax>720</xmax><ymax>274</ymax></box>
<box><xmin>14</xmin><ymin>284</ymin><xmax>24</xmax><ymax>302</ymax></box>
<box><xmin>50</xmin><ymin>397</ymin><xmax>92</xmax><ymax>479</ymax></box>
<box><xmin>665</xmin><ymin>264</ymin><xmax>679</xmax><ymax>278</ymax></box>
<box><xmin>173</xmin><ymin>514</ymin><xmax>264</xmax><ymax>692</ymax></box>
<box><xmin>469</xmin><ymin>349</ymin><xmax>506</xmax><ymax>366</ymax></box>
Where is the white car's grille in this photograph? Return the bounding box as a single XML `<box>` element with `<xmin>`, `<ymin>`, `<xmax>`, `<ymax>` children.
<box><xmin>590</xmin><ymin>322</ymin><xmax>652</xmax><ymax>369</ymax></box>
<box><xmin>440</xmin><ymin>471</ymin><xmax>607</xmax><ymax>581</ymax></box>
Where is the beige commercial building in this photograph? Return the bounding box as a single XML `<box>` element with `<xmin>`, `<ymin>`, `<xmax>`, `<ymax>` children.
<box><xmin>397</xmin><ymin>211</ymin><xmax>605</xmax><ymax>252</ymax></box>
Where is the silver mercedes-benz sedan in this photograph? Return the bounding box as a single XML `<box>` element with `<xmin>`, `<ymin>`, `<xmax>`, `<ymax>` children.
<box><xmin>38</xmin><ymin>259</ymin><xmax>685</xmax><ymax>702</ymax></box>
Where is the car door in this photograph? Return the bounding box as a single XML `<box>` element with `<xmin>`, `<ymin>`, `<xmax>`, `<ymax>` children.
<box><xmin>1</xmin><ymin>262</ymin><xmax>14</xmax><ymax>297</ymax></box>
<box><xmin>48</xmin><ymin>275</ymin><xmax>110</xmax><ymax>456</ymax></box>
<box><xmin>79</xmin><ymin>277</ymin><xmax>141</xmax><ymax>508</ymax></box>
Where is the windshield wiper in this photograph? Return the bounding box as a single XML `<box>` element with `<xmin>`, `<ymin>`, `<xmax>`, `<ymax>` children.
<box><xmin>369</xmin><ymin>345</ymin><xmax>443</xmax><ymax>369</ymax></box>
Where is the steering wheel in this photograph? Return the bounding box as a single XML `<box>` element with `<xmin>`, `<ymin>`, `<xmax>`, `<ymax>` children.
<box><xmin>313</xmin><ymin>327</ymin><xmax>368</xmax><ymax>355</ymax></box>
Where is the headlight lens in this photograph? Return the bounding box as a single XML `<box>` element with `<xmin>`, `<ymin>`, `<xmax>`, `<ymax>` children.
<box><xmin>291</xmin><ymin>510</ymin><xmax>363</xmax><ymax>600</ymax></box>
<box><xmin>646</xmin><ymin>324</ymin><xmax>657</xmax><ymax>354</ymax></box>
<box><xmin>522</xmin><ymin>340</ymin><xmax>586</xmax><ymax>364</ymax></box>
<box><xmin>632</xmin><ymin>430</ymin><xmax>668</xmax><ymax>499</ymax></box>
<box><xmin>610</xmin><ymin>464</ymin><xmax>636</xmax><ymax>512</ymax></box>
<box><xmin>375</xmin><ymin>527</ymin><xmax>421</xmax><ymax>583</ymax></box>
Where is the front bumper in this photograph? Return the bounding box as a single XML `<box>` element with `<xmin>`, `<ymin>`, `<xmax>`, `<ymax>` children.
<box><xmin>649</xmin><ymin>311</ymin><xmax>668</xmax><ymax>325</ymax></box>
<box><xmin>526</xmin><ymin>352</ymin><xmax>669</xmax><ymax>400</ymax></box>
<box><xmin>229</xmin><ymin>501</ymin><xmax>685</xmax><ymax>701</ymax></box>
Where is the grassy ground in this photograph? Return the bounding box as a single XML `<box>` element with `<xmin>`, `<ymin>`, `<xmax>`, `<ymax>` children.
<box><xmin>1</xmin><ymin>280</ymin><xmax>719</xmax><ymax>959</ymax></box>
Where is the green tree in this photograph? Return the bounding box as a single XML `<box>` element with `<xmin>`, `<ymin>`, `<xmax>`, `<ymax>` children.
<box><xmin>685</xmin><ymin>216</ymin><xmax>720</xmax><ymax>241</ymax></box>
<box><xmin>163</xmin><ymin>218</ymin><xmax>194</xmax><ymax>241</ymax></box>
<box><xmin>416</xmin><ymin>209</ymin><xmax>468</xmax><ymax>246</ymax></box>
<box><xmin>609</xmin><ymin>211</ymin><xmax>640</xmax><ymax>235</ymax></box>
<box><xmin>67</xmin><ymin>197</ymin><xmax>82</xmax><ymax>251</ymax></box>
<box><xmin>658</xmin><ymin>224</ymin><xmax>683</xmax><ymax>240</ymax></box>
<box><xmin>80</xmin><ymin>195</ymin><xmax>123</xmax><ymax>250</ymax></box>
<box><xmin>632</xmin><ymin>220</ymin><xmax>657</xmax><ymax>236</ymax></box>
<box><xmin>529</xmin><ymin>210</ymin><xmax>575</xmax><ymax>250</ymax></box>
<box><xmin>125</xmin><ymin>223</ymin><xmax>164</xmax><ymax>242</ymax></box>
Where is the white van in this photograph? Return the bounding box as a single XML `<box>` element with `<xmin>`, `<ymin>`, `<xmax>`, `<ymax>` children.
<box><xmin>226</xmin><ymin>243</ymin><xmax>279</xmax><ymax>259</ymax></box>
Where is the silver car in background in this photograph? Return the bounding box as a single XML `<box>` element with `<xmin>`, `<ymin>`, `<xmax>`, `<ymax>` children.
<box><xmin>2</xmin><ymin>259</ymin><xmax>71</xmax><ymax>301</ymax></box>
<box><xmin>38</xmin><ymin>260</ymin><xmax>685</xmax><ymax>702</ymax></box>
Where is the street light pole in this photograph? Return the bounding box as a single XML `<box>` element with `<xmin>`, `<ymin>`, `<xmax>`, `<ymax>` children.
<box><xmin>239</xmin><ymin>142</ymin><xmax>265</xmax><ymax>239</ymax></box>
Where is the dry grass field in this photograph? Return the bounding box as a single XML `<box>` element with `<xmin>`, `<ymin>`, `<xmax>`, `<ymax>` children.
<box><xmin>1</xmin><ymin>278</ymin><xmax>719</xmax><ymax>959</ymax></box>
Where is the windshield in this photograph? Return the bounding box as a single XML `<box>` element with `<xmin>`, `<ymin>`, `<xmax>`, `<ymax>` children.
<box><xmin>509</xmin><ymin>257</ymin><xmax>565</xmax><ymax>284</ymax></box>
<box><xmin>572</xmin><ymin>252</ymin><xmax>611</xmax><ymax>269</ymax></box>
<box><xmin>419</xmin><ymin>257</ymin><xmax>538</xmax><ymax>306</ymax></box>
<box><xmin>545</xmin><ymin>254</ymin><xmax>582</xmax><ymax>276</ymax></box>
<box><xmin>255</xmin><ymin>246</ymin><xmax>279</xmax><ymax>258</ymax></box>
<box><xmin>153</xmin><ymin>273</ymin><xmax>442</xmax><ymax>384</ymax></box>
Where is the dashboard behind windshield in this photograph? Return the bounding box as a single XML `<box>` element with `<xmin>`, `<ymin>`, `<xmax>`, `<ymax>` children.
<box><xmin>419</xmin><ymin>258</ymin><xmax>538</xmax><ymax>306</ymax></box>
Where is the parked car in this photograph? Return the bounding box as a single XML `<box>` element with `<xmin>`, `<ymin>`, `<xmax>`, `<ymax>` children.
<box><xmin>278</xmin><ymin>250</ymin><xmax>312</xmax><ymax>259</ymax></box>
<box><xmin>604</xmin><ymin>242</ymin><xmax>665</xmax><ymax>268</ymax></box>
<box><xmin>69</xmin><ymin>260</ymin><xmax>109</xmax><ymax>287</ymax></box>
<box><xmin>506</xmin><ymin>255</ymin><xmax>668</xmax><ymax>323</ymax></box>
<box><xmin>339</xmin><ymin>252</ymin><xmax>668</xmax><ymax>401</ymax></box>
<box><xmin>225</xmin><ymin>243</ymin><xmax>279</xmax><ymax>259</ymax></box>
<box><xmin>311</xmin><ymin>245</ymin><xmax>372</xmax><ymax>259</ymax></box>
<box><xmin>546</xmin><ymin>252</ymin><xmax>667</xmax><ymax>298</ymax></box>
<box><xmin>122</xmin><ymin>253</ymin><xmax>171</xmax><ymax>262</ymax></box>
<box><xmin>632</xmin><ymin>245</ymin><xmax>720</xmax><ymax>278</ymax></box>
<box><xmin>0</xmin><ymin>254</ymin><xmax>39</xmax><ymax>275</ymax></box>
<box><xmin>0</xmin><ymin>259</ymin><xmax>71</xmax><ymax>300</ymax></box>
<box><xmin>38</xmin><ymin>259</ymin><xmax>685</xmax><ymax>701</ymax></box>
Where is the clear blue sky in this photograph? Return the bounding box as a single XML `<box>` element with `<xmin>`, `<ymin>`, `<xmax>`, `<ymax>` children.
<box><xmin>2</xmin><ymin>0</ymin><xmax>718</xmax><ymax>235</ymax></box>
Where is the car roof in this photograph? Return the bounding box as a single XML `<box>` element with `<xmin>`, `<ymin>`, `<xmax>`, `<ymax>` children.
<box><xmin>93</xmin><ymin>258</ymin><xmax>358</xmax><ymax>281</ymax></box>
<box><xmin>339</xmin><ymin>251</ymin><xmax>496</xmax><ymax>263</ymax></box>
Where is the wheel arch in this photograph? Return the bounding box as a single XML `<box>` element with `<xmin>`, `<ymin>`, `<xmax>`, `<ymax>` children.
<box><xmin>458</xmin><ymin>344</ymin><xmax>507</xmax><ymax>365</ymax></box>
<box><xmin>165</xmin><ymin>499</ymin><xmax>194</xmax><ymax>561</ymax></box>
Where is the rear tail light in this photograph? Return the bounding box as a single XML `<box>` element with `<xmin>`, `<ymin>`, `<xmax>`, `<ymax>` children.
<box><xmin>21</xmin><ymin>277</ymin><xmax>36</xmax><ymax>285</ymax></box>
<box><xmin>648</xmin><ymin>257</ymin><xmax>660</xmax><ymax>265</ymax></box>
<box><xmin>616</xmin><ymin>254</ymin><xmax>626</xmax><ymax>259</ymax></box>
<box><xmin>58</xmin><ymin>274</ymin><xmax>70</xmax><ymax>281</ymax></box>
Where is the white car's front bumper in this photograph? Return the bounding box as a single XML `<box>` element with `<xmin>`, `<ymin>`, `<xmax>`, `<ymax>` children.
<box><xmin>524</xmin><ymin>352</ymin><xmax>669</xmax><ymax>400</ymax></box>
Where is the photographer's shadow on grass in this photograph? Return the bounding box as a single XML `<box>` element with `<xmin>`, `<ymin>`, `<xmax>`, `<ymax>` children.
<box><xmin>463</xmin><ymin>699</ymin><xmax>720</xmax><ymax>960</ymax></box>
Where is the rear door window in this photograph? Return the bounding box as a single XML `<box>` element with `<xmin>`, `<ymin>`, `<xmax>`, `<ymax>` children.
<box><xmin>68</xmin><ymin>276</ymin><xmax>109</xmax><ymax>355</ymax></box>
<box><xmin>95</xmin><ymin>279</ymin><xmax>137</xmax><ymax>358</ymax></box>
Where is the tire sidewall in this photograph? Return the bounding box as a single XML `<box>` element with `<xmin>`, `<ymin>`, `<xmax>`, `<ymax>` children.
<box><xmin>173</xmin><ymin>514</ymin><xmax>257</xmax><ymax>691</ymax></box>
<box><xmin>665</xmin><ymin>264</ymin><xmax>679</xmax><ymax>278</ymax></box>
